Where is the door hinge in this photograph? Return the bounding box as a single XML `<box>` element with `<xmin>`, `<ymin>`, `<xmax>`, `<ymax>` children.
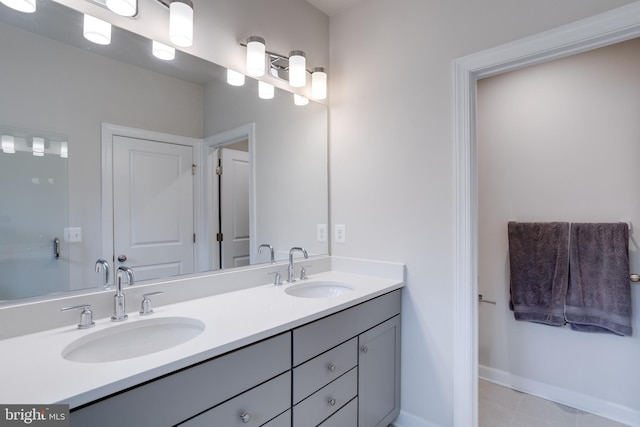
<box><xmin>193</xmin><ymin>233</ymin><xmax>196</xmax><ymax>244</ymax></box>
<box><xmin>216</xmin><ymin>233</ymin><xmax>223</xmax><ymax>242</ymax></box>
<box><xmin>192</xmin><ymin>164</ymin><xmax>197</xmax><ymax>175</ymax></box>
<box><xmin>216</xmin><ymin>166</ymin><xmax>222</xmax><ymax>175</ymax></box>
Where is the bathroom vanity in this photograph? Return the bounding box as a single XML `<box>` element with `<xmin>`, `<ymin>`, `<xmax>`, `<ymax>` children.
<box><xmin>70</xmin><ymin>289</ymin><xmax>401</xmax><ymax>427</ymax></box>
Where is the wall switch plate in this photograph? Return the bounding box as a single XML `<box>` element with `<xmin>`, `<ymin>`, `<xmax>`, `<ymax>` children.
<box><xmin>317</xmin><ymin>224</ymin><xmax>327</xmax><ymax>242</ymax></box>
<box><xmin>64</xmin><ymin>227</ymin><xmax>82</xmax><ymax>243</ymax></box>
<box><xmin>335</xmin><ymin>224</ymin><xmax>346</xmax><ymax>243</ymax></box>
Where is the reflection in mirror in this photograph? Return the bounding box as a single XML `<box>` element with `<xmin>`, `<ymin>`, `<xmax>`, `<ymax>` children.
<box><xmin>0</xmin><ymin>0</ymin><xmax>328</xmax><ymax>304</ymax></box>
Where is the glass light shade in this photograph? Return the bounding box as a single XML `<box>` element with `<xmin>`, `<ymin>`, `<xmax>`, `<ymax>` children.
<box><xmin>311</xmin><ymin>67</ymin><xmax>327</xmax><ymax>100</ymax></box>
<box><xmin>152</xmin><ymin>40</ymin><xmax>175</xmax><ymax>61</ymax></box>
<box><xmin>1</xmin><ymin>135</ymin><xmax>15</xmax><ymax>154</ymax></box>
<box><xmin>60</xmin><ymin>142</ymin><xmax>68</xmax><ymax>159</ymax></box>
<box><xmin>32</xmin><ymin>137</ymin><xmax>44</xmax><ymax>157</ymax></box>
<box><xmin>169</xmin><ymin>0</ymin><xmax>193</xmax><ymax>48</ymax></box>
<box><xmin>288</xmin><ymin>51</ymin><xmax>306</xmax><ymax>88</ymax></box>
<box><xmin>105</xmin><ymin>0</ymin><xmax>136</xmax><ymax>17</ymax></box>
<box><xmin>246</xmin><ymin>36</ymin><xmax>265</xmax><ymax>77</ymax></box>
<box><xmin>258</xmin><ymin>81</ymin><xmax>274</xmax><ymax>99</ymax></box>
<box><xmin>83</xmin><ymin>14</ymin><xmax>111</xmax><ymax>45</ymax></box>
<box><xmin>226</xmin><ymin>69</ymin><xmax>245</xmax><ymax>86</ymax></box>
<box><xmin>293</xmin><ymin>94</ymin><xmax>309</xmax><ymax>106</ymax></box>
<box><xmin>0</xmin><ymin>0</ymin><xmax>35</xmax><ymax>13</ymax></box>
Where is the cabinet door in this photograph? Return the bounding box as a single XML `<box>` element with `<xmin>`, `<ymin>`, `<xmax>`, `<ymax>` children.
<box><xmin>358</xmin><ymin>315</ymin><xmax>401</xmax><ymax>427</ymax></box>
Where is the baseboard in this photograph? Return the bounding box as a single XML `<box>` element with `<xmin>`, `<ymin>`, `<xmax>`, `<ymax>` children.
<box><xmin>392</xmin><ymin>410</ymin><xmax>442</xmax><ymax>427</ymax></box>
<box><xmin>479</xmin><ymin>365</ymin><xmax>640</xmax><ymax>427</ymax></box>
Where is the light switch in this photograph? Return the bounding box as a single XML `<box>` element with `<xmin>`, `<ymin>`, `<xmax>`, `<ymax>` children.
<box><xmin>317</xmin><ymin>224</ymin><xmax>327</xmax><ymax>242</ymax></box>
<box><xmin>335</xmin><ymin>224</ymin><xmax>346</xmax><ymax>243</ymax></box>
<box><xmin>64</xmin><ymin>227</ymin><xmax>82</xmax><ymax>243</ymax></box>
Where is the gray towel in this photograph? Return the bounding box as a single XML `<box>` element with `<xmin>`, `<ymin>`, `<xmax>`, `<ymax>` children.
<box><xmin>566</xmin><ymin>223</ymin><xmax>632</xmax><ymax>336</ymax></box>
<box><xmin>508</xmin><ymin>222</ymin><xmax>570</xmax><ymax>326</ymax></box>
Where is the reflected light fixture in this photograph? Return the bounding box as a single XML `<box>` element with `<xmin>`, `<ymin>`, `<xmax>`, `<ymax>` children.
<box><xmin>246</xmin><ymin>36</ymin><xmax>266</xmax><ymax>77</ymax></box>
<box><xmin>288</xmin><ymin>50</ymin><xmax>306</xmax><ymax>88</ymax></box>
<box><xmin>1</xmin><ymin>135</ymin><xmax>15</xmax><ymax>154</ymax></box>
<box><xmin>311</xmin><ymin>67</ymin><xmax>327</xmax><ymax>100</ymax></box>
<box><xmin>227</xmin><ymin>69</ymin><xmax>245</xmax><ymax>86</ymax></box>
<box><xmin>105</xmin><ymin>0</ymin><xmax>137</xmax><ymax>17</ymax></box>
<box><xmin>169</xmin><ymin>0</ymin><xmax>193</xmax><ymax>47</ymax></box>
<box><xmin>258</xmin><ymin>81</ymin><xmax>274</xmax><ymax>100</ymax></box>
<box><xmin>32</xmin><ymin>137</ymin><xmax>45</xmax><ymax>157</ymax></box>
<box><xmin>152</xmin><ymin>40</ymin><xmax>176</xmax><ymax>60</ymax></box>
<box><xmin>293</xmin><ymin>94</ymin><xmax>309</xmax><ymax>106</ymax></box>
<box><xmin>60</xmin><ymin>142</ymin><xmax>68</xmax><ymax>159</ymax></box>
<box><xmin>83</xmin><ymin>14</ymin><xmax>112</xmax><ymax>45</ymax></box>
<box><xmin>0</xmin><ymin>0</ymin><xmax>35</xmax><ymax>13</ymax></box>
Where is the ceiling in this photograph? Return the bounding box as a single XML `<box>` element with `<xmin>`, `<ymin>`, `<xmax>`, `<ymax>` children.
<box><xmin>305</xmin><ymin>0</ymin><xmax>367</xmax><ymax>16</ymax></box>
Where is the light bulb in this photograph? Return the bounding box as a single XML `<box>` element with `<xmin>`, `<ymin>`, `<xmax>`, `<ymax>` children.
<box><xmin>169</xmin><ymin>0</ymin><xmax>193</xmax><ymax>48</ymax></box>
<box><xmin>60</xmin><ymin>142</ymin><xmax>68</xmax><ymax>159</ymax></box>
<box><xmin>1</xmin><ymin>135</ymin><xmax>15</xmax><ymax>154</ymax></box>
<box><xmin>311</xmin><ymin>67</ymin><xmax>327</xmax><ymax>100</ymax></box>
<box><xmin>226</xmin><ymin>69</ymin><xmax>245</xmax><ymax>86</ymax></box>
<box><xmin>293</xmin><ymin>94</ymin><xmax>309</xmax><ymax>106</ymax></box>
<box><xmin>246</xmin><ymin>36</ymin><xmax>265</xmax><ymax>77</ymax></box>
<box><xmin>32</xmin><ymin>137</ymin><xmax>45</xmax><ymax>157</ymax></box>
<box><xmin>289</xmin><ymin>50</ymin><xmax>306</xmax><ymax>88</ymax></box>
<box><xmin>0</xmin><ymin>0</ymin><xmax>35</xmax><ymax>13</ymax></box>
<box><xmin>258</xmin><ymin>81</ymin><xmax>274</xmax><ymax>99</ymax></box>
<box><xmin>105</xmin><ymin>0</ymin><xmax>136</xmax><ymax>17</ymax></box>
<box><xmin>83</xmin><ymin>14</ymin><xmax>111</xmax><ymax>46</ymax></box>
<box><xmin>152</xmin><ymin>40</ymin><xmax>176</xmax><ymax>60</ymax></box>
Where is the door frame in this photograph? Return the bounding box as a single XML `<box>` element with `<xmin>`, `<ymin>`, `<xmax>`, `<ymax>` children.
<box><xmin>101</xmin><ymin>123</ymin><xmax>202</xmax><ymax>285</ymax></box>
<box><xmin>452</xmin><ymin>4</ymin><xmax>640</xmax><ymax>426</ymax></box>
<box><xmin>202</xmin><ymin>123</ymin><xmax>256</xmax><ymax>269</ymax></box>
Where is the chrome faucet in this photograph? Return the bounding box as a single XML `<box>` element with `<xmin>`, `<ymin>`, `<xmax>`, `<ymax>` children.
<box><xmin>112</xmin><ymin>266</ymin><xmax>134</xmax><ymax>322</ymax></box>
<box><xmin>95</xmin><ymin>259</ymin><xmax>110</xmax><ymax>288</ymax></box>
<box><xmin>259</xmin><ymin>244</ymin><xmax>275</xmax><ymax>264</ymax></box>
<box><xmin>287</xmin><ymin>247</ymin><xmax>308</xmax><ymax>283</ymax></box>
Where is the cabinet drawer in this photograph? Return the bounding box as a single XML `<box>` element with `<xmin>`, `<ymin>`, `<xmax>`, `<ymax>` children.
<box><xmin>263</xmin><ymin>409</ymin><xmax>291</xmax><ymax>427</ymax></box>
<box><xmin>293</xmin><ymin>337</ymin><xmax>357</xmax><ymax>404</ymax></box>
<box><xmin>293</xmin><ymin>290</ymin><xmax>401</xmax><ymax>365</ymax></box>
<box><xmin>293</xmin><ymin>368</ymin><xmax>357</xmax><ymax>427</ymax></box>
<box><xmin>71</xmin><ymin>332</ymin><xmax>291</xmax><ymax>427</ymax></box>
<box><xmin>318</xmin><ymin>398</ymin><xmax>357</xmax><ymax>427</ymax></box>
<box><xmin>180</xmin><ymin>371</ymin><xmax>291</xmax><ymax>427</ymax></box>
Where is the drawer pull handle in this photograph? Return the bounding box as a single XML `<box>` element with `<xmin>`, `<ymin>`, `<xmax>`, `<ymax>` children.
<box><xmin>328</xmin><ymin>363</ymin><xmax>336</xmax><ymax>372</ymax></box>
<box><xmin>240</xmin><ymin>412</ymin><xmax>251</xmax><ymax>423</ymax></box>
<box><xmin>328</xmin><ymin>397</ymin><xmax>337</xmax><ymax>406</ymax></box>
<box><xmin>361</xmin><ymin>345</ymin><xmax>368</xmax><ymax>354</ymax></box>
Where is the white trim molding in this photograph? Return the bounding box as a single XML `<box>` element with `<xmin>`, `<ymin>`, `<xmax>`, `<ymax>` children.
<box><xmin>453</xmin><ymin>3</ymin><xmax>640</xmax><ymax>427</ymax></box>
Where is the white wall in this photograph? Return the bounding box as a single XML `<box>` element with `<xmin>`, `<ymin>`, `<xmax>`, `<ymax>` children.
<box><xmin>477</xmin><ymin>38</ymin><xmax>640</xmax><ymax>424</ymax></box>
<box><xmin>328</xmin><ymin>1</ymin><xmax>636</xmax><ymax>426</ymax></box>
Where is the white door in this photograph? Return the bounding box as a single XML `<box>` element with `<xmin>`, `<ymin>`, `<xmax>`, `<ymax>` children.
<box><xmin>112</xmin><ymin>135</ymin><xmax>194</xmax><ymax>281</ymax></box>
<box><xmin>220</xmin><ymin>147</ymin><xmax>250</xmax><ymax>268</ymax></box>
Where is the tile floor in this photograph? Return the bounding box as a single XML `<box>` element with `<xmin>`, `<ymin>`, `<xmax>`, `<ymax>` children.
<box><xmin>479</xmin><ymin>379</ymin><xmax>629</xmax><ymax>427</ymax></box>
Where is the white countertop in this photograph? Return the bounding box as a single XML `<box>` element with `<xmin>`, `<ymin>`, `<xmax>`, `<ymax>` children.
<box><xmin>0</xmin><ymin>269</ymin><xmax>403</xmax><ymax>408</ymax></box>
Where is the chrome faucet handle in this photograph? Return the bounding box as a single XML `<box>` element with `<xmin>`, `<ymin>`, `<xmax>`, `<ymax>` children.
<box><xmin>300</xmin><ymin>264</ymin><xmax>312</xmax><ymax>280</ymax></box>
<box><xmin>61</xmin><ymin>304</ymin><xmax>95</xmax><ymax>329</ymax></box>
<box><xmin>140</xmin><ymin>291</ymin><xmax>165</xmax><ymax>315</ymax></box>
<box><xmin>268</xmin><ymin>271</ymin><xmax>283</xmax><ymax>285</ymax></box>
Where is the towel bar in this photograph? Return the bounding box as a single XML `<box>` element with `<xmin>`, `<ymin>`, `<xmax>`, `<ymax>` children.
<box><xmin>478</xmin><ymin>294</ymin><xmax>496</xmax><ymax>305</ymax></box>
<box><xmin>631</xmin><ymin>274</ymin><xmax>640</xmax><ymax>283</ymax></box>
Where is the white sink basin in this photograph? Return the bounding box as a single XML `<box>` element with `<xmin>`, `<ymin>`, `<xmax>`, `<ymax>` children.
<box><xmin>285</xmin><ymin>281</ymin><xmax>354</xmax><ymax>298</ymax></box>
<box><xmin>62</xmin><ymin>317</ymin><xmax>205</xmax><ymax>363</ymax></box>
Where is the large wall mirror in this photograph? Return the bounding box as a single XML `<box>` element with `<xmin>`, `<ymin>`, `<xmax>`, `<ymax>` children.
<box><xmin>0</xmin><ymin>0</ymin><xmax>328</xmax><ymax>303</ymax></box>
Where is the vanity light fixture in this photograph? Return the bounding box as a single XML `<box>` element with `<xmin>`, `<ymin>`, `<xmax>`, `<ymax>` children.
<box><xmin>226</xmin><ymin>69</ymin><xmax>245</xmax><ymax>86</ymax></box>
<box><xmin>293</xmin><ymin>94</ymin><xmax>309</xmax><ymax>106</ymax></box>
<box><xmin>83</xmin><ymin>14</ymin><xmax>112</xmax><ymax>45</ymax></box>
<box><xmin>32</xmin><ymin>137</ymin><xmax>45</xmax><ymax>157</ymax></box>
<box><xmin>105</xmin><ymin>0</ymin><xmax>137</xmax><ymax>17</ymax></box>
<box><xmin>60</xmin><ymin>142</ymin><xmax>68</xmax><ymax>159</ymax></box>
<box><xmin>169</xmin><ymin>0</ymin><xmax>193</xmax><ymax>47</ymax></box>
<box><xmin>246</xmin><ymin>36</ymin><xmax>266</xmax><ymax>77</ymax></box>
<box><xmin>0</xmin><ymin>0</ymin><xmax>35</xmax><ymax>13</ymax></box>
<box><xmin>258</xmin><ymin>81</ymin><xmax>274</xmax><ymax>99</ymax></box>
<box><xmin>311</xmin><ymin>67</ymin><xmax>327</xmax><ymax>100</ymax></box>
<box><xmin>288</xmin><ymin>50</ymin><xmax>306</xmax><ymax>88</ymax></box>
<box><xmin>152</xmin><ymin>40</ymin><xmax>176</xmax><ymax>60</ymax></box>
<box><xmin>1</xmin><ymin>135</ymin><xmax>15</xmax><ymax>154</ymax></box>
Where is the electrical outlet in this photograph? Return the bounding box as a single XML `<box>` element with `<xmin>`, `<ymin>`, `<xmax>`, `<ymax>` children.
<box><xmin>64</xmin><ymin>227</ymin><xmax>82</xmax><ymax>243</ymax></box>
<box><xmin>317</xmin><ymin>224</ymin><xmax>327</xmax><ymax>242</ymax></box>
<box><xmin>335</xmin><ymin>224</ymin><xmax>346</xmax><ymax>243</ymax></box>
